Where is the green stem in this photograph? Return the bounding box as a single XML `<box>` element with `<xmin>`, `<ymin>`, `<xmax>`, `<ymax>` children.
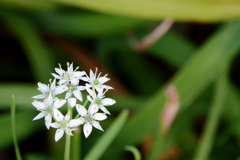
<box><xmin>11</xmin><ymin>95</ymin><xmax>22</xmax><ymax>160</ymax></box>
<box><xmin>64</xmin><ymin>106</ymin><xmax>73</xmax><ymax>160</ymax></box>
<box><xmin>72</xmin><ymin>127</ymin><xmax>81</xmax><ymax>160</ymax></box>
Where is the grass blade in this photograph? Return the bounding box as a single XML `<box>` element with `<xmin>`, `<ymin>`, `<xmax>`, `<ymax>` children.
<box><xmin>125</xmin><ymin>145</ymin><xmax>141</xmax><ymax>160</ymax></box>
<box><xmin>11</xmin><ymin>95</ymin><xmax>22</xmax><ymax>160</ymax></box>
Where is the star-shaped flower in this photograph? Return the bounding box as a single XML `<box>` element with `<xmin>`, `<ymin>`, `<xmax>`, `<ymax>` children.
<box><xmin>64</xmin><ymin>78</ymin><xmax>85</xmax><ymax>101</ymax></box>
<box><xmin>52</xmin><ymin>62</ymin><xmax>86</xmax><ymax>85</ymax></box>
<box><xmin>82</xmin><ymin>68</ymin><xmax>113</xmax><ymax>92</ymax></box>
<box><xmin>86</xmin><ymin>85</ymin><xmax>115</xmax><ymax>115</ymax></box>
<box><xmin>50</xmin><ymin>110</ymin><xmax>82</xmax><ymax>141</ymax></box>
<box><xmin>32</xmin><ymin>94</ymin><xmax>66</xmax><ymax>129</ymax></box>
<box><xmin>32</xmin><ymin>79</ymin><xmax>68</xmax><ymax>100</ymax></box>
<box><xmin>75</xmin><ymin>104</ymin><xmax>107</xmax><ymax>138</ymax></box>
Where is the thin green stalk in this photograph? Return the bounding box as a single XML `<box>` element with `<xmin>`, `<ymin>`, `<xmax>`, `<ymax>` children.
<box><xmin>64</xmin><ymin>106</ymin><xmax>73</xmax><ymax>160</ymax></box>
<box><xmin>72</xmin><ymin>127</ymin><xmax>81</xmax><ymax>160</ymax></box>
<box><xmin>11</xmin><ymin>95</ymin><xmax>22</xmax><ymax>160</ymax></box>
<box><xmin>125</xmin><ymin>145</ymin><xmax>141</xmax><ymax>160</ymax></box>
<box><xmin>192</xmin><ymin>73</ymin><xmax>228</xmax><ymax>160</ymax></box>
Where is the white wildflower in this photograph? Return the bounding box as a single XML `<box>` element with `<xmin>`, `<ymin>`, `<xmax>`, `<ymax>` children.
<box><xmin>75</xmin><ymin>104</ymin><xmax>107</xmax><ymax>138</ymax></box>
<box><xmin>86</xmin><ymin>85</ymin><xmax>115</xmax><ymax>115</ymax></box>
<box><xmin>32</xmin><ymin>79</ymin><xmax>68</xmax><ymax>100</ymax></box>
<box><xmin>32</xmin><ymin>94</ymin><xmax>66</xmax><ymax>129</ymax></box>
<box><xmin>82</xmin><ymin>68</ymin><xmax>113</xmax><ymax>92</ymax></box>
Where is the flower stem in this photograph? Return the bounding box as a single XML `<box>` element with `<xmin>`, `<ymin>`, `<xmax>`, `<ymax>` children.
<box><xmin>72</xmin><ymin>127</ymin><xmax>81</xmax><ymax>160</ymax></box>
<box><xmin>64</xmin><ymin>134</ymin><xmax>71</xmax><ymax>160</ymax></box>
<box><xmin>64</xmin><ymin>106</ymin><xmax>73</xmax><ymax>160</ymax></box>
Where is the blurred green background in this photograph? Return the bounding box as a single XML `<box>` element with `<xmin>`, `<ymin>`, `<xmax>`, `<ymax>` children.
<box><xmin>1</xmin><ymin>0</ymin><xmax>240</xmax><ymax>160</ymax></box>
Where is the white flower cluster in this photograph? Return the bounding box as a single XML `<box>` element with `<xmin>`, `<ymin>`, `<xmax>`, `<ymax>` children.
<box><xmin>32</xmin><ymin>62</ymin><xmax>116</xmax><ymax>141</ymax></box>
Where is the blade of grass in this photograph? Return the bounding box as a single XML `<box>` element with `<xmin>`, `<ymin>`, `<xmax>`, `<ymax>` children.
<box><xmin>105</xmin><ymin>21</ymin><xmax>240</xmax><ymax>157</ymax></box>
<box><xmin>49</xmin><ymin>0</ymin><xmax>240</xmax><ymax>22</ymax></box>
<box><xmin>125</xmin><ymin>145</ymin><xmax>141</xmax><ymax>160</ymax></box>
<box><xmin>192</xmin><ymin>70</ymin><xmax>228</xmax><ymax>160</ymax></box>
<box><xmin>83</xmin><ymin>109</ymin><xmax>129</xmax><ymax>160</ymax></box>
<box><xmin>11</xmin><ymin>95</ymin><xmax>22</xmax><ymax>160</ymax></box>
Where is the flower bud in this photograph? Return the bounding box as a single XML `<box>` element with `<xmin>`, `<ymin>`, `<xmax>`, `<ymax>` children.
<box><xmin>68</xmin><ymin>98</ymin><xmax>76</xmax><ymax>108</ymax></box>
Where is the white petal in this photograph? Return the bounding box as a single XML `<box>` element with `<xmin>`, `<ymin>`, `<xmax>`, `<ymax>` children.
<box><xmin>102</xmin><ymin>85</ymin><xmax>113</xmax><ymax>90</ymax></box>
<box><xmin>65</xmin><ymin>111</ymin><xmax>71</xmax><ymax>121</ymax></box>
<box><xmin>102</xmin><ymin>98</ymin><xmax>116</xmax><ymax>106</ymax></box>
<box><xmin>91</xmin><ymin>121</ymin><xmax>103</xmax><ymax>131</ymax></box>
<box><xmin>44</xmin><ymin>94</ymin><xmax>53</xmax><ymax>107</ymax></box>
<box><xmin>83</xmin><ymin>123</ymin><xmax>92</xmax><ymax>138</ymax></box>
<box><xmin>77</xmin><ymin>86</ymin><xmax>85</xmax><ymax>91</ymax></box>
<box><xmin>45</xmin><ymin>114</ymin><xmax>52</xmax><ymax>129</ymax></box>
<box><xmin>98</xmin><ymin>77</ymin><xmax>109</xmax><ymax>84</ymax></box>
<box><xmin>85</xmin><ymin>86</ymin><xmax>94</xmax><ymax>97</ymax></box>
<box><xmin>32</xmin><ymin>94</ymin><xmax>45</xmax><ymax>99</ymax></box>
<box><xmin>55</xmin><ymin>68</ymin><xmax>64</xmax><ymax>76</ymax></box>
<box><xmin>54</xmin><ymin>109</ymin><xmax>64</xmax><ymax>122</ymax></box>
<box><xmin>100</xmin><ymin>106</ymin><xmax>111</xmax><ymax>115</ymax></box>
<box><xmin>55</xmin><ymin>129</ymin><xmax>64</xmax><ymax>141</ymax></box>
<box><xmin>68</xmin><ymin>98</ymin><xmax>76</xmax><ymax>108</ymax></box>
<box><xmin>73</xmin><ymin>90</ymin><xmax>82</xmax><ymax>101</ymax></box>
<box><xmin>79</xmin><ymin>77</ymin><xmax>89</xmax><ymax>82</ymax></box>
<box><xmin>71</xmin><ymin>78</ymin><xmax>79</xmax><ymax>85</ymax></box>
<box><xmin>67</xmin><ymin>63</ymin><xmax>73</xmax><ymax>73</ymax></box>
<box><xmin>89</xmin><ymin>104</ymin><xmax>99</xmax><ymax>114</ymax></box>
<box><xmin>76</xmin><ymin>104</ymin><xmax>87</xmax><ymax>116</ymax></box>
<box><xmin>50</xmin><ymin>122</ymin><xmax>60</xmax><ymax>128</ymax></box>
<box><xmin>33</xmin><ymin>112</ymin><xmax>46</xmax><ymax>121</ymax></box>
<box><xmin>89</xmin><ymin>69</ymin><xmax>95</xmax><ymax>79</ymax></box>
<box><xmin>65</xmin><ymin>91</ymin><xmax>72</xmax><ymax>99</ymax></box>
<box><xmin>52</xmin><ymin>73</ymin><xmax>61</xmax><ymax>79</ymax></box>
<box><xmin>87</xmin><ymin>95</ymin><xmax>93</xmax><ymax>102</ymax></box>
<box><xmin>95</xmin><ymin>86</ymin><xmax>104</xmax><ymax>93</ymax></box>
<box><xmin>93</xmin><ymin>113</ymin><xmax>107</xmax><ymax>121</ymax></box>
<box><xmin>54</xmin><ymin>99</ymin><xmax>66</xmax><ymax>109</ymax></box>
<box><xmin>32</xmin><ymin>102</ymin><xmax>46</xmax><ymax>110</ymax></box>
<box><xmin>37</xmin><ymin>82</ymin><xmax>49</xmax><ymax>93</ymax></box>
<box><xmin>54</xmin><ymin>85</ymin><xmax>68</xmax><ymax>95</ymax></box>
<box><xmin>68</xmin><ymin>118</ymin><xmax>84</xmax><ymax>127</ymax></box>
<box><xmin>59</xmin><ymin>79</ymin><xmax>68</xmax><ymax>85</ymax></box>
<box><xmin>50</xmin><ymin>79</ymin><xmax>56</xmax><ymax>91</ymax></box>
<box><xmin>74</xmin><ymin>71</ymin><xmax>85</xmax><ymax>78</ymax></box>
<box><xmin>65</xmin><ymin>128</ymin><xmax>73</xmax><ymax>136</ymax></box>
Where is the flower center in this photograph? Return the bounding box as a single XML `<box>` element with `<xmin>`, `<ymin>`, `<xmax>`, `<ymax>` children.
<box><xmin>95</xmin><ymin>98</ymin><xmax>102</xmax><ymax>105</ymax></box>
<box><xmin>68</xmin><ymin>84</ymin><xmax>77</xmax><ymax>92</ymax></box>
<box><xmin>85</xmin><ymin>113</ymin><xmax>93</xmax><ymax>122</ymax></box>
<box><xmin>93</xmin><ymin>79</ymin><xmax>100</xmax><ymax>85</ymax></box>
<box><xmin>59</xmin><ymin>120</ymin><xmax>67</xmax><ymax>129</ymax></box>
<box><xmin>45</xmin><ymin>106</ymin><xmax>52</xmax><ymax>114</ymax></box>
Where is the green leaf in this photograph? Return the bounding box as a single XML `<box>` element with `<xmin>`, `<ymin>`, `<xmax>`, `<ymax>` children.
<box><xmin>49</xmin><ymin>0</ymin><xmax>240</xmax><ymax>22</ymax></box>
<box><xmin>105</xmin><ymin>21</ymin><xmax>240</xmax><ymax>157</ymax></box>
<box><xmin>193</xmin><ymin>71</ymin><xmax>228</xmax><ymax>160</ymax></box>
<box><xmin>0</xmin><ymin>11</ymin><xmax>55</xmax><ymax>83</ymax></box>
<box><xmin>83</xmin><ymin>109</ymin><xmax>129</xmax><ymax>160</ymax></box>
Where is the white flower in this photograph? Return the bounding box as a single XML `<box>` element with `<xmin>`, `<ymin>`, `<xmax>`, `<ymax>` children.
<box><xmin>32</xmin><ymin>79</ymin><xmax>68</xmax><ymax>100</ymax></box>
<box><xmin>75</xmin><ymin>104</ymin><xmax>107</xmax><ymax>138</ymax></box>
<box><xmin>32</xmin><ymin>94</ymin><xmax>66</xmax><ymax>129</ymax></box>
<box><xmin>52</xmin><ymin>62</ymin><xmax>86</xmax><ymax>85</ymax></box>
<box><xmin>86</xmin><ymin>85</ymin><xmax>115</xmax><ymax>115</ymax></box>
<box><xmin>82</xmin><ymin>68</ymin><xmax>113</xmax><ymax>92</ymax></box>
<box><xmin>50</xmin><ymin>110</ymin><xmax>82</xmax><ymax>141</ymax></box>
<box><xmin>64</xmin><ymin>78</ymin><xmax>85</xmax><ymax>101</ymax></box>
